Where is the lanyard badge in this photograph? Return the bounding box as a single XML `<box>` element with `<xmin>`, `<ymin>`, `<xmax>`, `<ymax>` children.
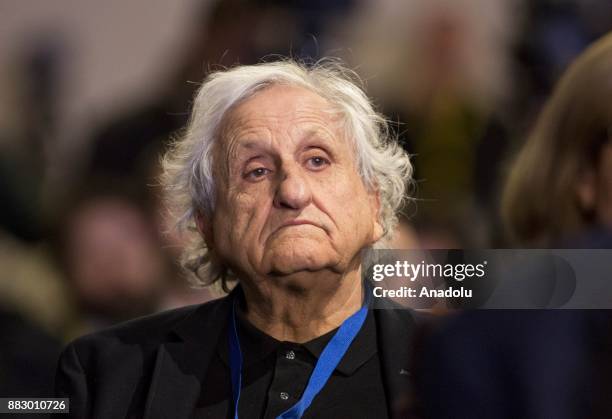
<box><xmin>228</xmin><ymin>287</ymin><xmax>370</xmax><ymax>419</ymax></box>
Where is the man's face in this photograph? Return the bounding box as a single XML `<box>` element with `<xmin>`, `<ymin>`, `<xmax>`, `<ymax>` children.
<box><xmin>204</xmin><ymin>84</ymin><xmax>382</xmax><ymax>283</ymax></box>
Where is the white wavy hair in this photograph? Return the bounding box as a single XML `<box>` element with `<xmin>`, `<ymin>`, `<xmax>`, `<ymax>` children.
<box><xmin>161</xmin><ymin>59</ymin><xmax>413</xmax><ymax>290</ymax></box>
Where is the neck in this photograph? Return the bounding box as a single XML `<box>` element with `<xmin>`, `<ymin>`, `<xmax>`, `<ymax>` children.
<box><xmin>239</xmin><ymin>268</ymin><xmax>364</xmax><ymax>343</ymax></box>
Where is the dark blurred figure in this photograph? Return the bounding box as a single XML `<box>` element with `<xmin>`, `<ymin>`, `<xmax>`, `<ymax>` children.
<box><xmin>0</xmin><ymin>36</ymin><xmax>66</xmax><ymax>243</ymax></box>
<box><xmin>0</xmin><ymin>309</ymin><xmax>62</xmax><ymax>398</ymax></box>
<box><xmin>415</xmin><ymin>310</ymin><xmax>612</xmax><ymax>419</ymax></box>
<box><xmin>415</xmin><ymin>32</ymin><xmax>612</xmax><ymax>419</ymax></box>
<box><xmin>56</xmin><ymin>192</ymin><xmax>169</xmax><ymax>335</ymax></box>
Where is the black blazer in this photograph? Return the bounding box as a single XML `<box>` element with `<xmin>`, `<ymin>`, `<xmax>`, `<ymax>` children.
<box><xmin>55</xmin><ymin>292</ymin><xmax>420</xmax><ymax>419</ymax></box>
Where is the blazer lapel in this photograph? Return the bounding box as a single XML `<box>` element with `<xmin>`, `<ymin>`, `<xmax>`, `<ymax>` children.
<box><xmin>374</xmin><ymin>302</ymin><xmax>420</xmax><ymax>418</ymax></box>
<box><xmin>144</xmin><ymin>294</ymin><xmax>233</xmax><ymax>419</ymax></box>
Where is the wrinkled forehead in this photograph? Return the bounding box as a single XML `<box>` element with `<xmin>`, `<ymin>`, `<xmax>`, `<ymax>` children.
<box><xmin>215</xmin><ymin>84</ymin><xmax>347</xmax><ymax>156</ymax></box>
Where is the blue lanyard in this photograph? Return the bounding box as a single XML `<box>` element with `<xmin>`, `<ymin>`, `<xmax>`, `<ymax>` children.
<box><xmin>228</xmin><ymin>290</ymin><xmax>370</xmax><ymax>419</ymax></box>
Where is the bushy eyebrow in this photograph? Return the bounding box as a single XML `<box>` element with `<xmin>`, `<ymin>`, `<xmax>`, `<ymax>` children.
<box><xmin>236</xmin><ymin>140</ymin><xmax>269</xmax><ymax>150</ymax></box>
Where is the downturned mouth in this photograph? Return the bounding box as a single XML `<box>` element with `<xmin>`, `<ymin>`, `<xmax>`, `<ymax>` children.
<box><xmin>275</xmin><ymin>220</ymin><xmax>326</xmax><ymax>234</ymax></box>
<box><xmin>281</xmin><ymin>220</ymin><xmax>318</xmax><ymax>228</ymax></box>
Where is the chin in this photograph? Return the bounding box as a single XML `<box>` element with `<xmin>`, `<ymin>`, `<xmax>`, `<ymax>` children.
<box><xmin>263</xmin><ymin>247</ymin><xmax>338</xmax><ymax>276</ymax></box>
<box><xmin>265</xmin><ymin>265</ymin><xmax>341</xmax><ymax>293</ymax></box>
<box><xmin>268</xmin><ymin>257</ymin><xmax>332</xmax><ymax>276</ymax></box>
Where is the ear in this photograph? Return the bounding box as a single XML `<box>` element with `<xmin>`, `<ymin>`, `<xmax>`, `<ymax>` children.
<box><xmin>368</xmin><ymin>187</ymin><xmax>384</xmax><ymax>242</ymax></box>
<box><xmin>195</xmin><ymin>211</ymin><xmax>215</xmax><ymax>249</ymax></box>
<box><xmin>576</xmin><ymin>168</ymin><xmax>596</xmax><ymax>213</ymax></box>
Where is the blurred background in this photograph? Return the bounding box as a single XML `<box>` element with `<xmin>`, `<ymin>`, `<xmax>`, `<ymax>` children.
<box><xmin>1</xmin><ymin>0</ymin><xmax>612</xmax><ymax>399</ymax></box>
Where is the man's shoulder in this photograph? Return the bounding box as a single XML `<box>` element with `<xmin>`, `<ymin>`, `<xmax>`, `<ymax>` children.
<box><xmin>374</xmin><ymin>297</ymin><xmax>431</xmax><ymax>325</ymax></box>
<box><xmin>67</xmin><ymin>296</ymin><xmax>230</xmax><ymax>354</ymax></box>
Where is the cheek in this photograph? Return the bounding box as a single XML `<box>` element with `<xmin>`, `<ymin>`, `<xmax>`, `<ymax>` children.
<box><xmin>319</xmin><ymin>171</ymin><xmax>377</xmax><ymax>236</ymax></box>
<box><xmin>213</xmin><ymin>187</ymin><xmax>270</xmax><ymax>248</ymax></box>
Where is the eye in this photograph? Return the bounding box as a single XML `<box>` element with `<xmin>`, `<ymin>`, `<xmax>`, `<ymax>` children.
<box><xmin>305</xmin><ymin>156</ymin><xmax>330</xmax><ymax>170</ymax></box>
<box><xmin>245</xmin><ymin>167</ymin><xmax>271</xmax><ymax>180</ymax></box>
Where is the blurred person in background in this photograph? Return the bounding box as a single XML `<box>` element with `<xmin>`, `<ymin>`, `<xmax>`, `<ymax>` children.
<box><xmin>338</xmin><ymin>0</ymin><xmax>521</xmax><ymax>247</ymax></box>
<box><xmin>56</xmin><ymin>192</ymin><xmax>170</xmax><ymax>336</ymax></box>
<box><xmin>55</xmin><ymin>60</ymin><xmax>421</xmax><ymax>419</ymax></box>
<box><xmin>502</xmin><ymin>32</ymin><xmax>612</xmax><ymax>248</ymax></box>
<box><xmin>416</xmin><ymin>32</ymin><xmax>612</xmax><ymax>419</ymax></box>
<box><xmin>0</xmin><ymin>231</ymin><xmax>66</xmax><ymax>399</ymax></box>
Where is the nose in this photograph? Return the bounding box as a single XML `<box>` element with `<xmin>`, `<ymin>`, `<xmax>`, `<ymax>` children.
<box><xmin>273</xmin><ymin>164</ymin><xmax>312</xmax><ymax>210</ymax></box>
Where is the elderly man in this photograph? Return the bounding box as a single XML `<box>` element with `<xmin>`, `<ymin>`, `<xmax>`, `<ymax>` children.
<box><xmin>56</xmin><ymin>60</ymin><xmax>419</xmax><ymax>418</ymax></box>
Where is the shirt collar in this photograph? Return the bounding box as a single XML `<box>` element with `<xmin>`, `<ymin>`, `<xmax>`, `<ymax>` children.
<box><xmin>218</xmin><ymin>299</ymin><xmax>378</xmax><ymax>377</ymax></box>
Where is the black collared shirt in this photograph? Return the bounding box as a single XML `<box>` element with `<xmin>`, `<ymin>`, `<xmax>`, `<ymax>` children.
<box><xmin>192</xmin><ymin>305</ymin><xmax>388</xmax><ymax>419</ymax></box>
